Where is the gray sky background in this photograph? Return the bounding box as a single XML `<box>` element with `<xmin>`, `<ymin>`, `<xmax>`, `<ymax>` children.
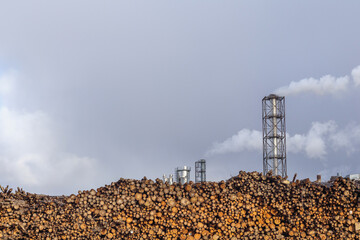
<box><xmin>0</xmin><ymin>1</ymin><xmax>359</xmax><ymax>195</ymax></box>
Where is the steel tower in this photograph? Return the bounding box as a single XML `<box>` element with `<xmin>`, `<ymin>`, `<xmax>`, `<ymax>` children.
<box><xmin>195</xmin><ymin>159</ymin><xmax>206</xmax><ymax>183</ymax></box>
<box><xmin>262</xmin><ymin>94</ymin><xmax>287</xmax><ymax>177</ymax></box>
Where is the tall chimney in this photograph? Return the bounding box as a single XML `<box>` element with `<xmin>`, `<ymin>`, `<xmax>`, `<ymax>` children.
<box><xmin>262</xmin><ymin>94</ymin><xmax>287</xmax><ymax>177</ymax></box>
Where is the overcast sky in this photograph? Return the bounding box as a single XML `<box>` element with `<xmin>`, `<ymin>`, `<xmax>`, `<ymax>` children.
<box><xmin>0</xmin><ymin>1</ymin><xmax>359</xmax><ymax>195</ymax></box>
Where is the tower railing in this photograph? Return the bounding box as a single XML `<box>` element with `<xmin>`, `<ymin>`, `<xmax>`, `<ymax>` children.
<box><xmin>262</xmin><ymin>94</ymin><xmax>287</xmax><ymax>177</ymax></box>
<box><xmin>195</xmin><ymin>159</ymin><xmax>206</xmax><ymax>183</ymax></box>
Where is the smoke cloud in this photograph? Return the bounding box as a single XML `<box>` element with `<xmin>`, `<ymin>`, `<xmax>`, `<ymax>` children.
<box><xmin>207</xmin><ymin>121</ymin><xmax>360</xmax><ymax>160</ymax></box>
<box><xmin>206</xmin><ymin>129</ymin><xmax>262</xmax><ymax>156</ymax></box>
<box><xmin>287</xmin><ymin>121</ymin><xmax>337</xmax><ymax>159</ymax></box>
<box><xmin>329</xmin><ymin>123</ymin><xmax>360</xmax><ymax>155</ymax></box>
<box><xmin>275</xmin><ymin>75</ymin><xmax>350</xmax><ymax>96</ymax></box>
<box><xmin>352</xmin><ymin>65</ymin><xmax>360</xmax><ymax>87</ymax></box>
<box><xmin>274</xmin><ymin>65</ymin><xmax>360</xmax><ymax>96</ymax></box>
<box><xmin>0</xmin><ymin>70</ymin><xmax>98</xmax><ymax>194</ymax></box>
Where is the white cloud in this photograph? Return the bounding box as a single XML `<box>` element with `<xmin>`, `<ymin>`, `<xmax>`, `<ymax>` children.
<box><xmin>351</xmin><ymin>65</ymin><xmax>360</xmax><ymax>87</ymax></box>
<box><xmin>275</xmin><ymin>75</ymin><xmax>350</xmax><ymax>96</ymax></box>
<box><xmin>0</xmin><ymin>71</ymin><xmax>98</xmax><ymax>194</ymax></box>
<box><xmin>0</xmin><ymin>106</ymin><xmax>98</xmax><ymax>192</ymax></box>
<box><xmin>0</xmin><ymin>70</ymin><xmax>16</xmax><ymax>96</ymax></box>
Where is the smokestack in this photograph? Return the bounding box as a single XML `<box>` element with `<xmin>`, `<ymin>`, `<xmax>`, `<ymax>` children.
<box><xmin>195</xmin><ymin>159</ymin><xmax>206</xmax><ymax>183</ymax></box>
<box><xmin>262</xmin><ymin>94</ymin><xmax>287</xmax><ymax>177</ymax></box>
<box><xmin>272</xmin><ymin>97</ymin><xmax>278</xmax><ymax>176</ymax></box>
<box><xmin>316</xmin><ymin>174</ymin><xmax>322</xmax><ymax>183</ymax></box>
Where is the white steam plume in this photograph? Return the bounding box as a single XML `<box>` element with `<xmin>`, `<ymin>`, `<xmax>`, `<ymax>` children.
<box><xmin>274</xmin><ymin>65</ymin><xmax>360</xmax><ymax>96</ymax></box>
<box><xmin>207</xmin><ymin>121</ymin><xmax>360</xmax><ymax>160</ymax></box>
<box><xmin>329</xmin><ymin>123</ymin><xmax>360</xmax><ymax>155</ymax></box>
<box><xmin>275</xmin><ymin>75</ymin><xmax>349</xmax><ymax>96</ymax></box>
<box><xmin>287</xmin><ymin>121</ymin><xmax>337</xmax><ymax>159</ymax></box>
<box><xmin>206</xmin><ymin>129</ymin><xmax>262</xmax><ymax>156</ymax></box>
<box><xmin>352</xmin><ymin>65</ymin><xmax>360</xmax><ymax>87</ymax></box>
<box><xmin>0</xmin><ymin>70</ymin><xmax>98</xmax><ymax>194</ymax></box>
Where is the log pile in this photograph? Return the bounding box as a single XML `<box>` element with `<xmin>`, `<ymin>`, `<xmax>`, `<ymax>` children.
<box><xmin>1</xmin><ymin>171</ymin><xmax>360</xmax><ymax>239</ymax></box>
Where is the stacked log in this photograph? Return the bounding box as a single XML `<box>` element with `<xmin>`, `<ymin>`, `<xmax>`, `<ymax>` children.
<box><xmin>0</xmin><ymin>171</ymin><xmax>360</xmax><ymax>239</ymax></box>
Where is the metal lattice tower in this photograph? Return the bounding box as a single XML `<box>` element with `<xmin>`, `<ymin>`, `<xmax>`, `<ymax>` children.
<box><xmin>195</xmin><ymin>159</ymin><xmax>206</xmax><ymax>183</ymax></box>
<box><xmin>262</xmin><ymin>94</ymin><xmax>287</xmax><ymax>177</ymax></box>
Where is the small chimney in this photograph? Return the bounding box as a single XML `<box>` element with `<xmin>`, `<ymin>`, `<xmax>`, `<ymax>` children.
<box><xmin>316</xmin><ymin>175</ymin><xmax>321</xmax><ymax>183</ymax></box>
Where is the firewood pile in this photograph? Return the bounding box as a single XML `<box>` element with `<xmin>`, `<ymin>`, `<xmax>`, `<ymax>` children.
<box><xmin>1</xmin><ymin>171</ymin><xmax>360</xmax><ymax>239</ymax></box>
